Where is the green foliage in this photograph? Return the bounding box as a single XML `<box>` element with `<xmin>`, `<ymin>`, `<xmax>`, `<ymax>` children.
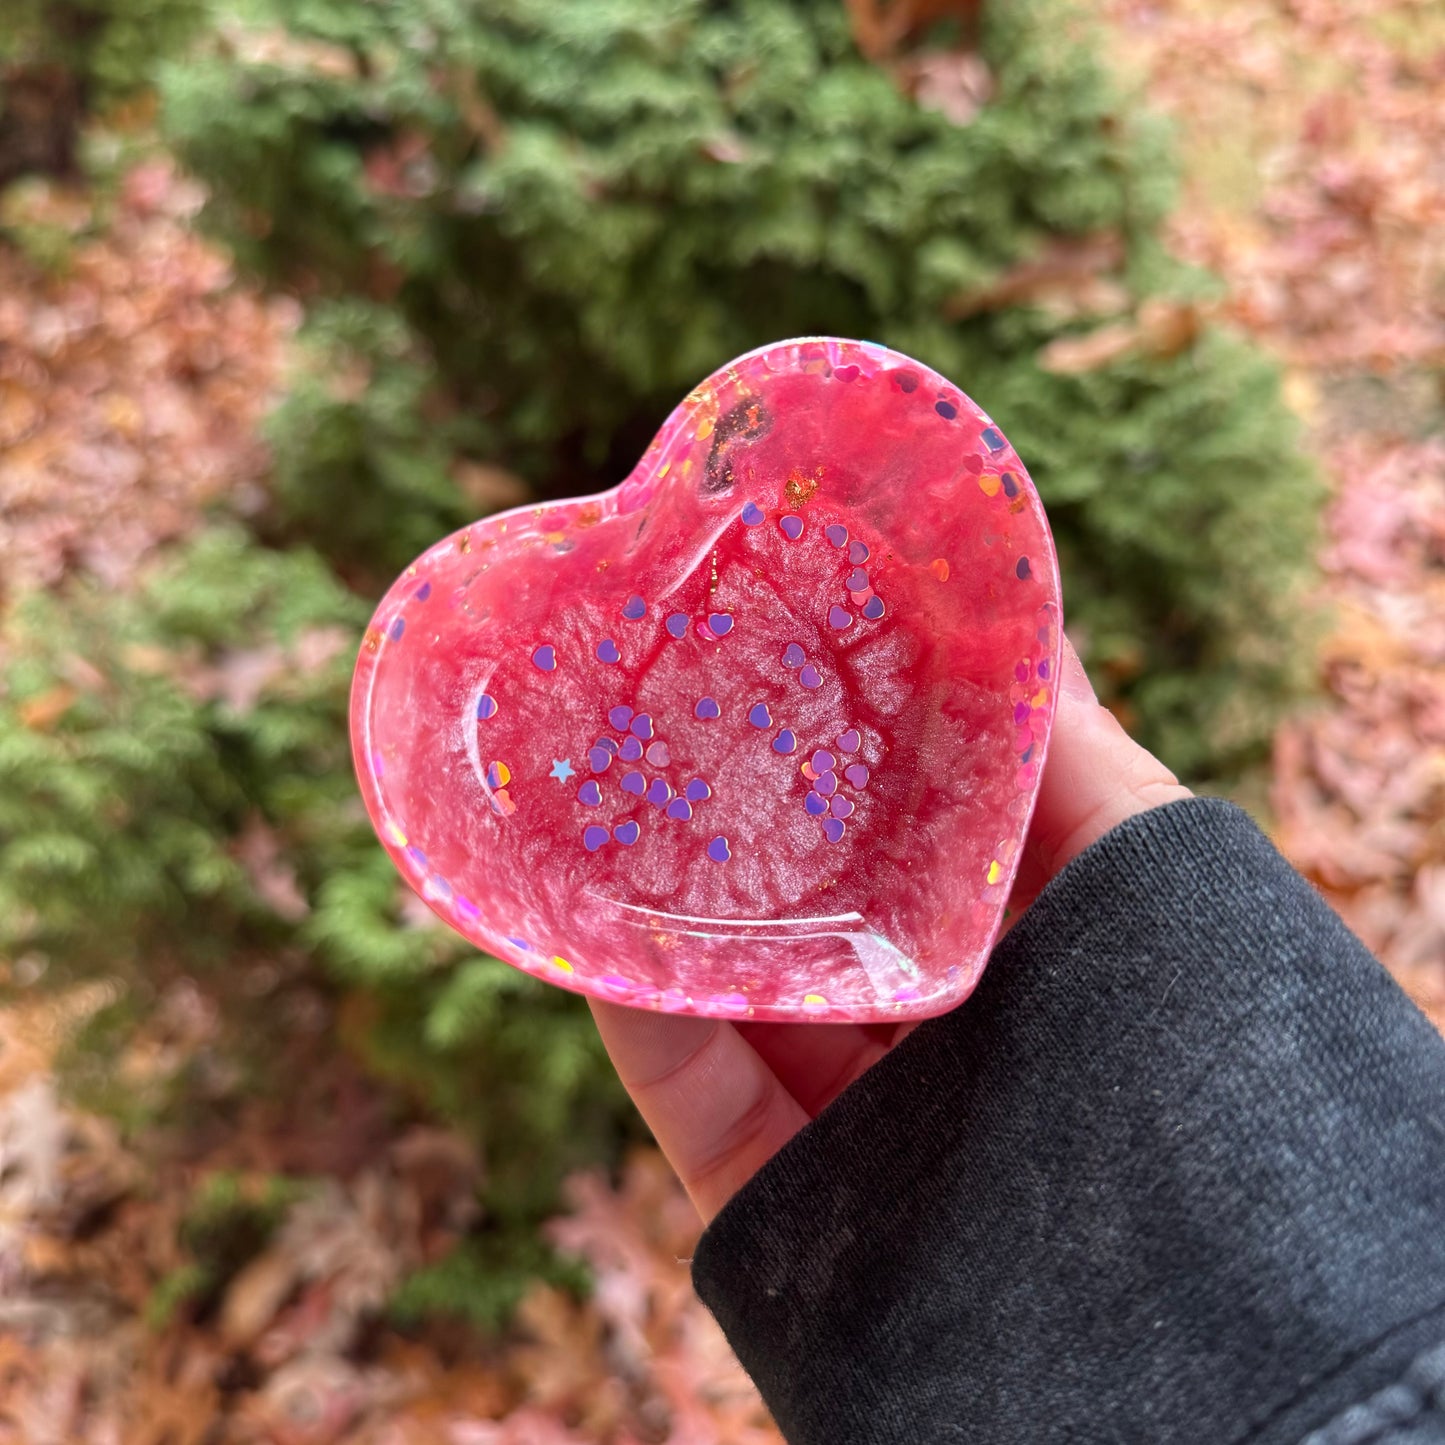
<box><xmin>262</xmin><ymin>300</ymin><xmax>477</xmax><ymax>576</ymax></box>
<box><xmin>0</xmin><ymin>179</ymin><xmax>89</xmax><ymax>271</ymax></box>
<box><xmin>347</xmin><ymin>959</ymin><xmax>632</xmax><ymax>1226</ymax></box>
<box><xmin>0</xmin><ymin>528</ymin><xmax>365</xmax><ymax>970</ymax></box>
<box><xmin>145</xmin><ymin>1261</ymin><xmax>213</xmax><ymax>1331</ymax></box>
<box><xmin>161</xmin><ymin>0</ymin><xmax>1319</xmax><ymax>777</ymax></box>
<box><xmin>388</xmin><ymin>1232</ymin><xmax>591</xmax><ymax>1336</ymax></box>
<box><xmin>975</xmin><ymin>331</ymin><xmax>1322</xmax><ymax>772</ymax></box>
<box><xmin>1</xmin><ymin>526</ymin><xmax>636</xmax><ymax>1242</ymax></box>
<box><xmin>55</xmin><ymin>991</ymin><xmax>220</xmax><ymax>1136</ymax></box>
<box><xmin>0</xmin><ymin>0</ymin><xmax>204</xmax><ymax>100</ymax></box>
<box><xmin>180</xmin><ymin>1168</ymin><xmax>310</xmax><ymax>1264</ymax></box>
<box><xmin>144</xmin><ymin>1170</ymin><xmax>311</xmax><ymax>1328</ymax></box>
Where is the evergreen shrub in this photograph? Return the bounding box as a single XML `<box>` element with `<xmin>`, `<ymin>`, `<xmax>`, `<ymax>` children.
<box><xmin>161</xmin><ymin>0</ymin><xmax>1320</xmax><ymax>775</ymax></box>
<box><xmin>0</xmin><ymin>531</ymin><xmax>631</xmax><ymax>1240</ymax></box>
<box><xmin>0</xmin><ymin>0</ymin><xmax>204</xmax><ymax>184</ymax></box>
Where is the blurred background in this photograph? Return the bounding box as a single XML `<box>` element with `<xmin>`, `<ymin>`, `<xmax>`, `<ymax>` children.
<box><xmin>0</xmin><ymin>0</ymin><xmax>1440</xmax><ymax>1439</ymax></box>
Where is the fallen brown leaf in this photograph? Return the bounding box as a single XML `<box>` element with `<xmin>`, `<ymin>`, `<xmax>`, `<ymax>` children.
<box><xmin>221</xmin><ymin>1247</ymin><xmax>303</xmax><ymax>1350</ymax></box>
<box><xmin>945</xmin><ymin>234</ymin><xmax>1127</xmax><ymax>320</ymax></box>
<box><xmin>846</xmin><ymin>0</ymin><xmax>982</xmax><ymax>61</ymax></box>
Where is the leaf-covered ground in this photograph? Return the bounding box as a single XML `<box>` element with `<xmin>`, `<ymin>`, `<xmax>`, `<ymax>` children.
<box><xmin>1</xmin><ymin>1</ymin><xmax>1442</xmax><ymax>1439</ymax></box>
<box><xmin>0</xmin><ymin>993</ymin><xmax>778</xmax><ymax>1445</ymax></box>
<box><xmin>0</xmin><ymin>160</ymin><xmax>293</xmax><ymax>604</ymax></box>
<box><xmin>1102</xmin><ymin>0</ymin><xmax>1445</xmax><ymax>1032</ymax></box>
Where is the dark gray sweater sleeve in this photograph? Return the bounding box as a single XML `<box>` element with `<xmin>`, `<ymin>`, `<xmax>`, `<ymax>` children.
<box><xmin>692</xmin><ymin>798</ymin><xmax>1445</xmax><ymax>1445</ymax></box>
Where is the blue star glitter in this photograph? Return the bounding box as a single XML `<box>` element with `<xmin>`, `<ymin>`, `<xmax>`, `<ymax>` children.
<box><xmin>550</xmin><ymin>758</ymin><xmax>576</xmax><ymax>783</ymax></box>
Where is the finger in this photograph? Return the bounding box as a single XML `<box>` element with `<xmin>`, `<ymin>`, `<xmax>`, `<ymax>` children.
<box><xmin>1017</xmin><ymin>635</ymin><xmax>1192</xmax><ymax>900</ymax></box>
<box><xmin>735</xmin><ymin>1021</ymin><xmax>891</xmax><ymax>1117</ymax></box>
<box><xmin>589</xmin><ymin>999</ymin><xmax>809</xmax><ymax>1223</ymax></box>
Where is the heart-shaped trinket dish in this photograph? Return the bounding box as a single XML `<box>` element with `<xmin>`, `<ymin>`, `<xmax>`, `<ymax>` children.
<box><xmin>351</xmin><ymin>338</ymin><xmax>1060</xmax><ymax>1022</ymax></box>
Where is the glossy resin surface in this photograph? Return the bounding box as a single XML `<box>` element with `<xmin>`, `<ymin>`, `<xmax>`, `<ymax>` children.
<box><xmin>351</xmin><ymin>338</ymin><xmax>1061</xmax><ymax>1022</ymax></box>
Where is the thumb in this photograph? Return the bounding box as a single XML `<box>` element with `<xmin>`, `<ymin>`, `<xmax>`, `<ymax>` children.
<box><xmin>1010</xmin><ymin>637</ymin><xmax>1192</xmax><ymax>910</ymax></box>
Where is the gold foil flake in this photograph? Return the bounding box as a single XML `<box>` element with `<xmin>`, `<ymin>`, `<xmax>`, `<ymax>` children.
<box><xmin>785</xmin><ymin>466</ymin><xmax>820</xmax><ymax>506</ymax></box>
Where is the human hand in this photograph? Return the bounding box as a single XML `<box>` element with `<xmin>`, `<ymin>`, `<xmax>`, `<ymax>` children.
<box><xmin>590</xmin><ymin>637</ymin><xmax>1191</xmax><ymax>1223</ymax></box>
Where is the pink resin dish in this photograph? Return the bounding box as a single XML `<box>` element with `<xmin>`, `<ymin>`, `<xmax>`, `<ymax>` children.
<box><xmin>351</xmin><ymin>338</ymin><xmax>1061</xmax><ymax>1023</ymax></box>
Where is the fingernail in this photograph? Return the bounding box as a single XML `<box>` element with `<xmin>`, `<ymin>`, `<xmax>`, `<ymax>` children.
<box><xmin>1059</xmin><ymin>634</ymin><xmax>1097</xmax><ymax>705</ymax></box>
